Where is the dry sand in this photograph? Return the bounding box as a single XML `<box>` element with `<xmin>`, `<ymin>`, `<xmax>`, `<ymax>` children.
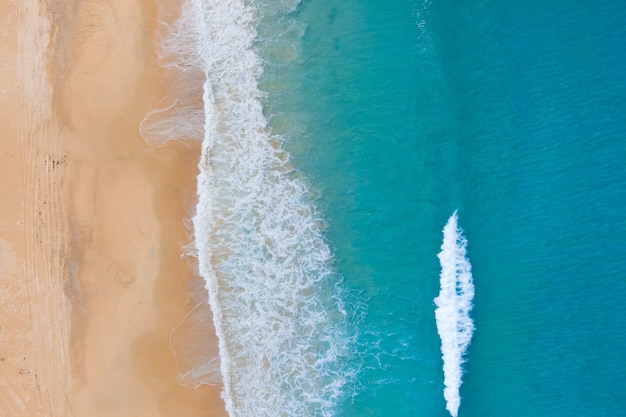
<box><xmin>0</xmin><ymin>0</ymin><xmax>224</xmax><ymax>416</ymax></box>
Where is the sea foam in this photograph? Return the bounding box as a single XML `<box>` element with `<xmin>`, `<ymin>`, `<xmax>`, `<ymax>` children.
<box><xmin>434</xmin><ymin>211</ymin><xmax>475</xmax><ymax>417</ymax></box>
<box><xmin>141</xmin><ymin>1</ymin><xmax>358</xmax><ymax>416</ymax></box>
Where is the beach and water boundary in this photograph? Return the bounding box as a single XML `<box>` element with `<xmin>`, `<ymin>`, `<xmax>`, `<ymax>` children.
<box><xmin>3</xmin><ymin>0</ymin><xmax>626</xmax><ymax>416</ymax></box>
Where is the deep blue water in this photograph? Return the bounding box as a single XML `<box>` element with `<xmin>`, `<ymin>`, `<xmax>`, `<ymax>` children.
<box><xmin>260</xmin><ymin>0</ymin><xmax>626</xmax><ymax>416</ymax></box>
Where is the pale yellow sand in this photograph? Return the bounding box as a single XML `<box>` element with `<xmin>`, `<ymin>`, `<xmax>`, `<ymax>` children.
<box><xmin>0</xmin><ymin>1</ymin><xmax>224</xmax><ymax>416</ymax></box>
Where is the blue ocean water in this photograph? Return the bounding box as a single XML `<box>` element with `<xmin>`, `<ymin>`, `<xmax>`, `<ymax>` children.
<box><xmin>145</xmin><ymin>0</ymin><xmax>626</xmax><ymax>416</ymax></box>
<box><xmin>263</xmin><ymin>0</ymin><xmax>626</xmax><ymax>416</ymax></box>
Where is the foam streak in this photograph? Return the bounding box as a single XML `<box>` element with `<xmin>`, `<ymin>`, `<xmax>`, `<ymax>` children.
<box><xmin>434</xmin><ymin>211</ymin><xmax>475</xmax><ymax>417</ymax></box>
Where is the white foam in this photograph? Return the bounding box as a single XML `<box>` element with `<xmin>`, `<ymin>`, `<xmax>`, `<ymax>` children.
<box><xmin>434</xmin><ymin>211</ymin><xmax>475</xmax><ymax>417</ymax></box>
<box><xmin>146</xmin><ymin>1</ymin><xmax>358</xmax><ymax>416</ymax></box>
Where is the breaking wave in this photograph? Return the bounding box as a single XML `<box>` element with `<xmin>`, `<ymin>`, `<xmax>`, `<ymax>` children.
<box><xmin>141</xmin><ymin>1</ymin><xmax>360</xmax><ymax>416</ymax></box>
<box><xmin>434</xmin><ymin>211</ymin><xmax>475</xmax><ymax>417</ymax></box>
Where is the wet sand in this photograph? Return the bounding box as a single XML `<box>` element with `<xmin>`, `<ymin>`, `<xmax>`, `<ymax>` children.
<box><xmin>0</xmin><ymin>0</ymin><xmax>224</xmax><ymax>416</ymax></box>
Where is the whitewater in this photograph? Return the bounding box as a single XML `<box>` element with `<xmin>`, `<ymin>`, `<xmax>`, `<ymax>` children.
<box><xmin>434</xmin><ymin>211</ymin><xmax>475</xmax><ymax>417</ymax></box>
<box><xmin>140</xmin><ymin>1</ymin><xmax>359</xmax><ymax>416</ymax></box>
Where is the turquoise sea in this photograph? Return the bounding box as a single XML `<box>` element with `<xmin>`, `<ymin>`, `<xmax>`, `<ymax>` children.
<box><xmin>149</xmin><ymin>0</ymin><xmax>626</xmax><ymax>416</ymax></box>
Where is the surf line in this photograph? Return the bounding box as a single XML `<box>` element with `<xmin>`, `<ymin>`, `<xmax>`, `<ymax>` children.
<box><xmin>434</xmin><ymin>210</ymin><xmax>475</xmax><ymax>417</ymax></box>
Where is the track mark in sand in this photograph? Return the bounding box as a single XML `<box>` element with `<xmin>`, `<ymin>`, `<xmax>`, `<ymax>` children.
<box><xmin>13</xmin><ymin>1</ymin><xmax>72</xmax><ymax>415</ymax></box>
<box><xmin>0</xmin><ymin>376</ymin><xmax>29</xmax><ymax>417</ymax></box>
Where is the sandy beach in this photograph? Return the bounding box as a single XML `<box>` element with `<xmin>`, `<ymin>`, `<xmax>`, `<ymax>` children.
<box><xmin>0</xmin><ymin>0</ymin><xmax>224</xmax><ymax>416</ymax></box>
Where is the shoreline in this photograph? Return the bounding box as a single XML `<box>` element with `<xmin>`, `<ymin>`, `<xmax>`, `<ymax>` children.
<box><xmin>0</xmin><ymin>0</ymin><xmax>225</xmax><ymax>416</ymax></box>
